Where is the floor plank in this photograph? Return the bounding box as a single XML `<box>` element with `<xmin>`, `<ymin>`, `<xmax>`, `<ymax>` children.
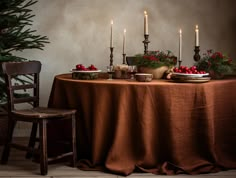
<box><xmin>1</xmin><ymin>138</ymin><xmax>236</xmax><ymax>178</ymax></box>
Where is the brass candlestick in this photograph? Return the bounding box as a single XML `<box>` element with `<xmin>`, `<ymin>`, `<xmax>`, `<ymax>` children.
<box><xmin>110</xmin><ymin>47</ymin><xmax>114</xmax><ymax>66</ymax></box>
<box><xmin>122</xmin><ymin>53</ymin><xmax>126</xmax><ymax>64</ymax></box>
<box><xmin>143</xmin><ymin>34</ymin><xmax>150</xmax><ymax>55</ymax></box>
<box><xmin>193</xmin><ymin>46</ymin><xmax>201</xmax><ymax>61</ymax></box>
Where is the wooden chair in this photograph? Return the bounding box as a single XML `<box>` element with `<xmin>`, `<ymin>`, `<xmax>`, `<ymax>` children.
<box><xmin>1</xmin><ymin>61</ymin><xmax>77</xmax><ymax>175</ymax></box>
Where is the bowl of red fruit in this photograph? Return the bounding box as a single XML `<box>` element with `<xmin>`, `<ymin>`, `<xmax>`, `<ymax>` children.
<box><xmin>172</xmin><ymin>66</ymin><xmax>209</xmax><ymax>78</ymax></box>
<box><xmin>171</xmin><ymin>66</ymin><xmax>210</xmax><ymax>83</ymax></box>
<box><xmin>71</xmin><ymin>64</ymin><xmax>101</xmax><ymax>80</ymax></box>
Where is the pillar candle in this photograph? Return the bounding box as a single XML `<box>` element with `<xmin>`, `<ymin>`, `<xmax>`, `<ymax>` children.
<box><xmin>179</xmin><ymin>29</ymin><xmax>182</xmax><ymax>62</ymax></box>
<box><xmin>195</xmin><ymin>25</ymin><xmax>199</xmax><ymax>46</ymax></box>
<box><xmin>144</xmin><ymin>11</ymin><xmax>148</xmax><ymax>35</ymax></box>
<box><xmin>123</xmin><ymin>29</ymin><xmax>126</xmax><ymax>54</ymax></box>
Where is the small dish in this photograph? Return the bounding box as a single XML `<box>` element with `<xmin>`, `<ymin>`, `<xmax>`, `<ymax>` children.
<box><xmin>135</xmin><ymin>73</ymin><xmax>153</xmax><ymax>82</ymax></box>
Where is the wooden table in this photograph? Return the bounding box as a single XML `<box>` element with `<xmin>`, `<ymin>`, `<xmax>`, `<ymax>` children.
<box><xmin>48</xmin><ymin>73</ymin><xmax>236</xmax><ymax>175</ymax></box>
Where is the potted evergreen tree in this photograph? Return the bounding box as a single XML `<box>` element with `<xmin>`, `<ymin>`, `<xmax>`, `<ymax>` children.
<box><xmin>0</xmin><ymin>0</ymin><xmax>49</xmax><ymax>143</ymax></box>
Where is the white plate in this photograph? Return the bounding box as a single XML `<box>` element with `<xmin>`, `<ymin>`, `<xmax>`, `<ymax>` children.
<box><xmin>172</xmin><ymin>72</ymin><xmax>209</xmax><ymax>77</ymax></box>
<box><xmin>70</xmin><ymin>69</ymin><xmax>101</xmax><ymax>73</ymax></box>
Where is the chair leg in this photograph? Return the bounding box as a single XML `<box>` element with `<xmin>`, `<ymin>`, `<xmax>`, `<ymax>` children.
<box><xmin>71</xmin><ymin>114</ymin><xmax>77</xmax><ymax>167</ymax></box>
<box><xmin>1</xmin><ymin>119</ymin><xmax>16</xmax><ymax>164</ymax></box>
<box><xmin>26</xmin><ymin>123</ymin><xmax>38</xmax><ymax>159</ymax></box>
<box><xmin>39</xmin><ymin>120</ymin><xmax>48</xmax><ymax>175</ymax></box>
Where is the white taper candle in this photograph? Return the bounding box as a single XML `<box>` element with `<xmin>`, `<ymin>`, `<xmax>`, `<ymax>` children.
<box><xmin>123</xmin><ymin>29</ymin><xmax>126</xmax><ymax>54</ymax></box>
<box><xmin>110</xmin><ymin>20</ymin><xmax>113</xmax><ymax>47</ymax></box>
<box><xmin>144</xmin><ymin>11</ymin><xmax>148</xmax><ymax>35</ymax></box>
<box><xmin>195</xmin><ymin>25</ymin><xmax>199</xmax><ymax>46</ymax></box>
<box><xmin>179</xmin><ymin>29</ymin><xmax>182</xmax><ymax>62</ymax></box>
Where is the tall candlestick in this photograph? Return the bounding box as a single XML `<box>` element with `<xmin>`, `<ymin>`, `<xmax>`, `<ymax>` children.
<box><xmin>179</xmin><ymin>29</ymin><xmax>182</xmax><ymax>62</ymax></box>
<box><xmin>110</xmin><ymin>20</ymin><xmax>113</xmax><ymax>47</ymax></box>
<box><xmin>144</xmin><ymin>11</ymin><xmax>148</xmax><ymax>35</ymax></box>
<box><xmin>195</xmin><ymin>25</ymin><xmax>199</xmax><ymax>46</ymax></box>
<box><xmin>123</xmin><ymin>29</ymin><xmax>126</xmax><ymax>54</ymax></box>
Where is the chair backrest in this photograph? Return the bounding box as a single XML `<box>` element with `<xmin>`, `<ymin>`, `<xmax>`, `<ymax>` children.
<box><xmin>1</xmin><ymin>61</ymin><xmax>42</xmax><ymax>111</ymax></box>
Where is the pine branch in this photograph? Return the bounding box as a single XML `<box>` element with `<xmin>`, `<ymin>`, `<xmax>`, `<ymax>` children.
<box><xmin>0</xmin><ymin>0</ymin><xmax>48</xmax><ymax>103</ymax></box>
<box><xmin>0</xmin><ymin>0</ymin><xmax>35</xmax><ymax>15</ymax></box>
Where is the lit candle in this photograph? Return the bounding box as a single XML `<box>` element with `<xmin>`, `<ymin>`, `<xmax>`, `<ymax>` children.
<box><xmin>144</xmin><ymin>11</ymin><xmax>148</xmax><ymax>35</ymax></box>
<box><xmin>110</xmin><ymin>20</ymin><xmax>113</xmax><ymax>47</ymax></box>
<box><xmin>195</xmin><ymin>25</ymin><xmax>199</xmax><ymax>46</ymax></box>
<box><xmin>179</xmin><ymin>29</ymin><xmax>182</xmax><ymax>62</ymax></box>
<box><xmin>123</xmin><ymin>29</ymin><xmax>126</xmax><ymax>54</ymax></box>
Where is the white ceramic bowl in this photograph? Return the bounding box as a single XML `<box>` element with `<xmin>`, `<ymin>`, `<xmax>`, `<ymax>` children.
<box><xmin>135</xmin><ymin>73</ymin><xmax>153</xmax><ymax>82</ymax></box>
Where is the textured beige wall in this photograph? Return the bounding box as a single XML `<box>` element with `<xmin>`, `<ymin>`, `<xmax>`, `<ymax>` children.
<box><xmin>18</xmin><ymin>0</ymin><xmax>236</xmax><ymax>107</ymax></box>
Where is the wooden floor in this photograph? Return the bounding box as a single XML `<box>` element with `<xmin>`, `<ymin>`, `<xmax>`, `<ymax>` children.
<box><xmin>0</xmin><ymin>138</ymin><xmax>236</xmax><ymax>178</ymax></box>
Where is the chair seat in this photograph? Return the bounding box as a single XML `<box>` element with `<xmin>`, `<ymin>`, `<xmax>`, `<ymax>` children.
<box><xmin>12</xmin><ymin>107</ymin><xmax>76</xmax><ymax>119</ymax></box>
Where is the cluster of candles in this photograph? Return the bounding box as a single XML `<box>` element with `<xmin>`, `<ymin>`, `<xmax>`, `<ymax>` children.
<box><xmin>110</xmin><ymin>11</ymin><xmax>200</xmax><ymax>62</ymax></box>
<box><xmin>179</xmin><ymin>25</ymin><xmax>200</xmax><ymax>62</ymax></box>
<box><xmin>109</xmin><ymin>11</ymin><xmax>148</xmax><ymax>55</ymax></box>
<box><xmin>110</xmin><ymin>20</ymin><xmax>127</xmax><ymax>54</ymax></box>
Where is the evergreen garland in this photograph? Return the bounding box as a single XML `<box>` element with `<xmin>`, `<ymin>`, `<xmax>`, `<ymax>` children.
<box><xmin>134</xmin><ymin>50</ymin><xmax>177</xmax><ymax>68</ymax></box>
<box><xmin>195</xmin><ymin>49</ymin><xmax>233</xmax><ymax>77</ymax></box>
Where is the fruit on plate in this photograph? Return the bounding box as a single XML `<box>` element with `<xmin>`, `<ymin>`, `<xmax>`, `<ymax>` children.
<box><xmin>75</xmin><ymin>64</ymin><xmax>97</xmax><ymax>71</ymax></box>
<box><xmin>87</xmin><ymin>64</ymin><xmax>97</xmax><ymax>70</ymax></box>
<box><xmin>72</xmin><ymin>64</ymin><xmax>99</xmax><ymax>80</ymax></box>
<box><xmin>173</xmin><ymin>65</ymin><xmax>206</xmax><ymax>74</ymax></box>
<box><xmin>76</xmin><ymin>64</ymin><xmax>86</xmax><ymax>70</ymax></box>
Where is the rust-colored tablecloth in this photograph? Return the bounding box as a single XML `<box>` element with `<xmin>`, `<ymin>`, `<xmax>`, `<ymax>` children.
<box><xmin>48</xmin><ymin>74</ymin><xmax>236</xmax><ymax>175</ymax></box>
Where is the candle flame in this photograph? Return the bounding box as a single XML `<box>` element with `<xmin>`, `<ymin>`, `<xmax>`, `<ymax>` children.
<box><xmin>144</xmin><ymin>11</ymin><xmax>147</xmax><ymax>15</ymax></box>
<box><xmin>179</xmin><ymin>29</ymin><xmax>182</xmax><ymax>34</ymax></box>
<box><xmin>111</xmin><ymin>20</ymin><xmax>113</xmax><ymax>25</ymax></box>
<box><xmin>196</xmin><ymin>25</ymin><xmax>198</xmax><ymax>29</ymax></box>
<box><xmin>124</xmin><ymin>29</ymin><xmax>126</xmax><ymax>33</ymax></box>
